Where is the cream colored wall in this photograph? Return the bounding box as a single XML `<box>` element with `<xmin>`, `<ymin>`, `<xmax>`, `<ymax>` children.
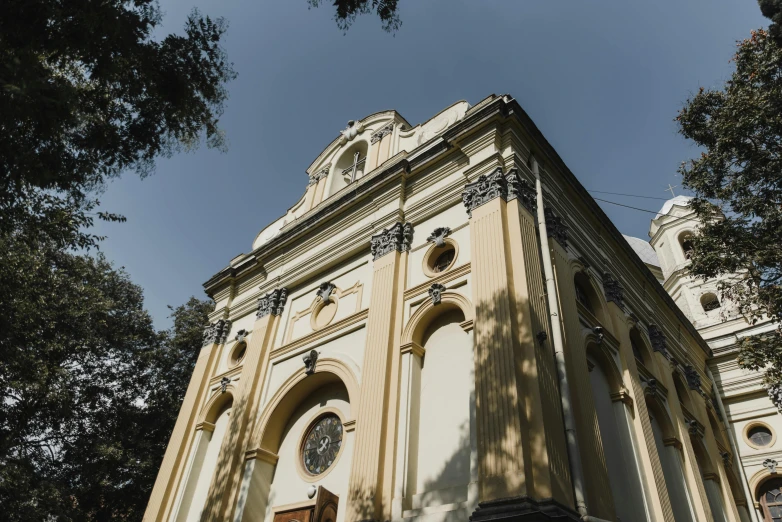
<box><xmin>262</xmin><ymin>383</ymin><xmax>353</xmax><ymax>522</ymax></box>
<box><xmin>175</xmin><ymin>406</ymin><xmax>232</xmax><ymax>522</ymax></box>
<box><xmin>412</xmin><ymin>311</ymin><xmax>473</xmax><ymax>508</ymax></box>
<box><xmin>587</xmin><ymin>355</ymin><xmax>650</xmax><ymax>522</ymax></box>
<box><xmin>650</xmin><ymin>412</ymin><xmax>697</xmax><ymax>522</ymax></box>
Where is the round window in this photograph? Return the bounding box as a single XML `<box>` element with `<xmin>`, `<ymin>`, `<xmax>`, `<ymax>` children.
<box><xmin>230</xmin><ymin>342</ymin><xmax>247</xmax><ymax>366</ymax></box>
<box><xmin>748</xmin><ymin>425</ymin><xmax>773</xmax><ymax>447</ymax></box>
<box><xmin>433</xmin><ymin>248</ymin><xmax>455</xmax><ymax>273</ymax></box>
<box><xmin>302</xmin><ymin>414</ymin><xmax>343</xmax><ymax>476</ymax></box>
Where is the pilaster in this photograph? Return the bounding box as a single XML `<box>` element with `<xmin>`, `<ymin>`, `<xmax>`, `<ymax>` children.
<box><xmin>202</xmin><ymin>289</ymin><xmax>287</xmax><ymax>522</ymax></box>
<box><xmin>143</xmin><ymin>319</ymin><xmax>230</xmax><ymax>522</ymax></box>
<box><xmin>345</xmin><ymin>222</ymin><xmax>410</xmax><ymax>521</ymax></box>
<box><xmin>607</xmin><ymin>302</ymin><xmax>675</xmax><ymax>522</ymax></box>
<box><xmin>503</xmin><ymin>173</ymin><xmax>573</xmax><ymax>506</ymax></box>
<box><xmin>549</xmin><ymin>240</ymin><xmax>616</xmax><ymax>520</ymax></box>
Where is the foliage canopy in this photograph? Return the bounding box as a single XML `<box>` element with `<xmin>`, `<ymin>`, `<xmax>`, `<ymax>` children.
<box><xmin>677</xmin><ymin>29</ymin><xmax>782</xmax><ymax>387</ymax></box>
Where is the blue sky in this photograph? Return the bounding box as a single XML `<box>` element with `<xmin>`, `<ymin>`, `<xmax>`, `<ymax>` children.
<box><xmin>93</xmin><ymin>0</ymin><xmax>768</xmax><ymax>328</ymax></box>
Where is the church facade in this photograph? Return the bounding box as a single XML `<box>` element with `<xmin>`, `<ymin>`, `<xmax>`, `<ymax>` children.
<box><xmin>143</xmin><ymin>95</ymin><xmax>777</xmax><ymax>522</ymax></box>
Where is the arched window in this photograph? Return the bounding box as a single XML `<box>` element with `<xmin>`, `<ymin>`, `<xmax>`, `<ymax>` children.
<box><xmin>760</xmin><ymin>478</ymin><xmax>782</xmax><ymax>521</ymax></box>
<box><xmin>701</xmin><ymin>293</ymin><xmax>721</xmax><ymax>312</ymax></box>
<box><xmin>629</xmin><ymin>328</ymin><xmax>650</xmax><ymax>366</ymax></box>
<box><xmin>574</xmin><ymin>273</ymin><xmax>595</xmax><ymax>314</ymax></box>
<box><xmin>679</xmin><ymin>233</ymin><xmax>695</xmax><ymax>260</ymax></box>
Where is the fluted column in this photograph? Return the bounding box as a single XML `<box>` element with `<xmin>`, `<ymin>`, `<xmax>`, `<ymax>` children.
<box><xmin>652</xmin><ymin>341</ymin><xmax>713</xmax><ymax>522</ymax></box>
<box><xmin>201</xmin><ymin>289</ymin><xmax>287</xmax><ymax>522</ymax></box>
<box><xmin>503</xmin><ymin>171</ymin><xmax>573</xmax><ymax>505</ymax></box>
<box><xmin>605</xmin><ymin>294</ymin><xmax>675</xmax><ymax>522</ymax></box>
<box><xmin>549</xmin><ymin>232</ymin><xmax>616</xmax><ymax>520</ymax></box>
<box><xmin>143</xmin><ymin>319</ymin><xmax>231</xmax><ymax>522</ymax></box>
<box><xmin>345</xmin><ymin>222</ymin><xmax>411</xmax><ymax>522</ymax></box>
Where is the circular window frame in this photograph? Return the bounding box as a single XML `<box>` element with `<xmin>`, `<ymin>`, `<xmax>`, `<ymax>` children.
<box><xmin>296</xmin><ymin>407</ymin><xmax>347</xmax><ymax>482</ymax></box>
<box><xmin>310</xmin><ymin>295</ymin><xmax>339</xmax><ymax>331</ymax></box>
<box><xmin>744</xmin><ymin>421</ymin><xmax>776</xmax><ymax>450</ymax></box>
<box><xmin>228</xmin><ymin>341</ymin><xmax>248</xmax><ymax>367</ymax></box>
<box><xmin>422</xmin><ymin>238</ymin><xmax>459</xmax><ymax>278</ymax></box>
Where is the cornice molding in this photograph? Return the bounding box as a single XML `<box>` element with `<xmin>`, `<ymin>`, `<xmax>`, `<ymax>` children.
<box><xmin>404</xmin><ymin>262</ymin><xmax>471</xmax><ymax>300</ymax></box>
<box><xmin>269</xmin><ymin>309</ymin><xmax>369</xmax><ymax>360</ymax></box>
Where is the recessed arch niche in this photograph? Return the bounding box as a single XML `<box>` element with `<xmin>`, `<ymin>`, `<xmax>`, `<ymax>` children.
<box><xmin>236</xmin><ymin>361</ymin><xmax>359</xmax><ymax>522</ymax></box>
<box><xmin>393</xmin><ymin>291</ymin><xmax>476</xmax><ymax>518</ymax></box>
<box><xmin>586</xmin><ymin>344</ymin><xmax>649</xmax><ymax>522</ymax></box>
<box><xmin>173</xmin><ymin>390</ymin><xmax>234</xmax><ymax>522</ymax></box>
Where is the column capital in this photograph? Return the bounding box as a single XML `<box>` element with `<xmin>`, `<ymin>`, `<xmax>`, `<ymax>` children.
<box><xmin>543</xmin><ymin>208</ymin><xmax>569</xmax><ymax>248</ymax></box>
<box><xmin>648</xmin><ymin>324</ymin><xmax>672</xmax><ymax>360</ymax></box>
<box><xmin>370</xmin><ymin>222</ymin><xmax>413</xmax><ymax>260</ymax></box>
<box><xmin>202</xmin><ymin>319</ymin><xmax>232</xmax><ymax>347</ymax></box>
<box><xmin>256</xmin><ymin>288</ymin><xmax>288</xmax><ymax>318</ymax></box>
<box><xmin>602</xmin><ymin>272</ymin><xmax>625</xmax><ymax>309</ymax></box>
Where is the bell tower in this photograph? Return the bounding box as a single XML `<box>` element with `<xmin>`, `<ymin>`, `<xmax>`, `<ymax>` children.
<box><xmin>648</xmin><ymin>195</ymin><xmax>729</xmax><ymax>329</ymax></box>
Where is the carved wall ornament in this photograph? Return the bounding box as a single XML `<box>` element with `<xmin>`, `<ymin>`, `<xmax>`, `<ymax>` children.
<box><xmin>648</xmin><ymin>324</ymin><xmax>671</xmax><ymax>360</ymax></box>
<box><xmin>426</xmin><ymin>227</ymin><xmax>451</xmax><ymax>247</ymax></box>
<box><xmin>220</xmin><ymin>377</ymin><xmax>231</xmax><ymax>393</ymax></box>
<box><xmin>339</xmin><ymin>120</ymin><xmax>364</xmax><ymax>145</ymax></box>
<box><xmin>721</xmin><ymin>452</ymin><xmax>732</xmax><ymax>467</ymax></box>
<box><xmin>370</xmin><ymin>122</ymin><xmax>394</xmax><ymax>144</ymax></box>
<box><xmin>603</xmin><ymin>273</ymin><xmax>625</xmax><ymax>309</ymax></box>
<box><xmin>768</xmin><ymin>384</ymin><xmax>782</xmax><ymax>413</ymax></box>
<box><xmin>688</xmin><ymin>419</ymin><xmax>705</xmax><ymax>438</ymax></box>
<box><xmin>592</xmin><ymin>326</ymin><xmax>605</xmax><ymax>345</ymax></box>
<box><xmin>316</xmin><ymin>282</ymin><xmax>336</xmax><ymax>303</ymax></box>
<box><xmin>202</xmin><ymin>319</ymin><xmax>232</xmax><ymax>347</ymax></box>
<box><xmin>578</xmin><ymin>256</ymin><xmax>591</xmax><ymax>271</ymax></box>
<box><xmin>543</xmin><ymin>208</ymin><xmax>569</xmax><ymax>248</ymax></box>
<box><xmin>303</xmin><ymin>349</ymin><xmax>319</xmax><ymax>375</ymax></box>
<box><xmin>462</xmin><ymin>168</ymin><xmax>508</xmax><ymax>216</ymax></box>
<box><xmin>683</xmin><ymin>364</ymin><xmax>702</xmax><ymax>391</ymax></box>
<box><xmin>428</xmin><ymin>283</ymin><xmax>446</xmax><ymax>305</ymax></box>
<box><xmin>628</xmin><ymin>312</ymin><xmax>639</xmax><ymax>324</ymax></box>
<box><xmin>370</xmin><ymin>222</ymin><xmax>413</xmax><ymax>260</ymax></box>
<box><xmin>234</xmin><ymin>329</ymin><xmax>248</xmax><ymax>343</ymax></box>
<box><xmin>256</xmin><ymin>288</ymin><xmax>289</xmax><ymax>318</ymax></box>
<box><xmin>644</xmin><ymin>378</ymin><xmax>659</xmax><ymax>398</ymax></box>
<box><xmin>764</xmin><ymin>458</ymin><xmax>778</xmax><ymax>474</ymax></box>
<box><xmin>537</xmin><ymin>331</ymin><xmax>548</xmax><ymax>344</ymax></box>
<box><xmin>504</xmin><ymin>169</ymin><xmax>537</xmax><ymax>213</ymax></box>
<box><xmin>308</xmin><ymin>164</ymin><xmax>330</xmax><ymax>186</ymax></box>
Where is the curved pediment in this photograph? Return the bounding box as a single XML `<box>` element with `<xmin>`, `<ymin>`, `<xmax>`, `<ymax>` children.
<box><xmin>252</xmin><ymin>100</ymin><xmax>471</xmax><ymax>251</ymax></box>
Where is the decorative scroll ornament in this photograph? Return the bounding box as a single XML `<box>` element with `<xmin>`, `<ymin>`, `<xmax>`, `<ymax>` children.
<box><xmin>370</xmin><ymin>222</ymin><xmax>414</xmax><ymax>260</ymax></box>
<box><xmin>592</xmin><ymin>326</ymin><xmax>605</xmax><ymax>345</ymax></box>
<box><xmin>688</xmin><ymin>419</ymin><xmax>705</xmax><ymax>438</ymax></box>
<box><xmin>648</xmin><ymin>324</ymin><xmax>671</xmax><ymax>360</ymax></box>
<box><xmin>536</xmin><ymin>331</ymin><xmax>548</xmax><ymax>344</ymax></box>
<box><xmin>308</xmin><ymin>164</ymin><xmax>330</xmax><ymax>186</ymax></box>
<box><xmin>643</xmin><ymin>378</ymin><xmax>659</xmax><ymax>398</ymax></box>
<box><xmin>764</xmin><ymin>458</ymin><xmax>778</xmax><ymax>474</ymax></box>
<box><xmin>202</xmin><ymin>319</ymin><xmax>232</xmax><ymax>347</ymax></box>
<box><xmin>603</xmin><ymin>273</ymin><xmax>625</xmax><ymax>309</ymax></box>
<box><xmin>303</xmin><ymin>349</ymin><xmax>319</xmax><ymax>375</ymax></box>
<box><xmin>505</xmin><ymin>169</ymin><xmax>537</xmax><ymax>213</ymax></box>
<box><xmin>683</xmin><ymin>364</ymin><xmax>702</xmax><ymax>391</ymax></box>
<box><xmin>721</xmin><ymin>452</ymin><xmax>732</xmax><ymax>467</ymax></box>
<box><xmin>220</xmin><ymin>377</ymin><xmax>231</xmax><ymax>393</ymax></box>
<box><xmin>768</xmin><ymin>384</ymin><xmax>782</xmax><ymax>413</ymax></box>
<box><xmin>544</xmin><ymin>208</ymin><xmax>569</xmax><ymax>248</ymax></box>
<box><xmin>316</xmin><ymin>282</ymin><xmax>336</xmax><ymax>303</ymax></box>
<box><xmin>339</xmin><ymin>120</ymin><xmax>364</xmax><ymax>145</ymax></box>
<box><xmin>462</xmin><ymin>168</ymin><xmax>508</xmax><ymax>216</ymax></box>
<box><xmin>370</xmin><ymin>122</ymin><xmax>394</xmax><ymax>144</ymax></box>
<box><xmin>426</xmin><ymin>227</ymin><xmax>451</xmax><ymax>247</ymax></box>
<box><xmin>428</xmin><ymin>283</ymin><xmax>446</xmax><ymax>305</ymax></box>
<box><xmin>256</xmin><ymin>288</ymin><xmax>289</xmax><ymax>318</ymax></box>
<box><xmin>235</xmin><ymin>329</ymin><xmax>248</xmax><ymax>343</ymax></box>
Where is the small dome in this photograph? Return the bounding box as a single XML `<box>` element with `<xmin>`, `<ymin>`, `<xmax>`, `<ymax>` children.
<box><xmin>655</xmin><ymin>195</ymin><xmax>693</xmax><ymax>220</ymax></box>
<box><xmin>623</xmin><ymin>235</ymin><xmax>660</xmax><ymax>267</ymax></box>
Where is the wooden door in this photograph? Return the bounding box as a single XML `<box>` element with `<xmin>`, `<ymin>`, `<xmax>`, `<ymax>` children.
<box><xmin>313</xmin><ymin>487</ymin><xmax>339</xmax><ymax>522</ymax></box>
<box><xmin>272</xmin><ymin>507</ymin><xmax>313</xmax><ymax>522</ymax></box>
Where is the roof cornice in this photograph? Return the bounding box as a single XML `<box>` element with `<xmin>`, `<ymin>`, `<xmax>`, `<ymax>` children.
<box><xmin>203</xmin><ymin>95</ymin><xmax>713</xmax><ymax>357</ymax></box>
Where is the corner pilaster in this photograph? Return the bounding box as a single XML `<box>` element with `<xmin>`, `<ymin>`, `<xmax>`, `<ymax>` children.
<box><xmin>143</xmin><ymin>319</ymin><xmax>231</xmax><ymax>522</ymax></box>
<box><xmin>202</xmin><ymin>289</ymin><xmax>288</xmax><ymax>522</ymax></box>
